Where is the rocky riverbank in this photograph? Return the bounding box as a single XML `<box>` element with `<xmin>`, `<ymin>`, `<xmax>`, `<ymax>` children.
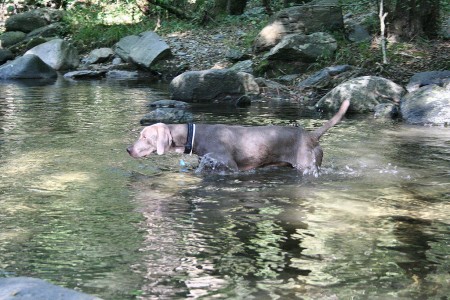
<box><xmin>0</xmin><ymin>1</ymin><xmax>449</xmax><ymax>126</ymax></box>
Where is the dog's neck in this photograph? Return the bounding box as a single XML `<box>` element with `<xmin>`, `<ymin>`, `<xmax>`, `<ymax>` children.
<box><xmin>167</xmin><ymin>124</ymin><xmax>192</xmax><ymax>154</ymax></box>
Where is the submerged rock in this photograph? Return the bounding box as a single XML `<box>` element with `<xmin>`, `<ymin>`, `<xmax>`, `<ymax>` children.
<box><xmin>140</xmin><ymin>108</ymin><xmax>193</xmax><ymax>125</ymax></box>
<box><xmin>106</xmin><ymin>70</ymin><xmax>139</xmax><ymax>79</ymax></box>
<box><xmin>64</xmin><ymin>70</ymin><xmax>107</xmax><ymax>79</ymax></box>
<box><xmin>148</xmin><ymin>100</ymin><xmax>191</xmax><ymax>109</ymax></box>
<box><xmin>0</xmin><ymin>277</ymin><xmax>101</xmax><ymax>300</ymax></box>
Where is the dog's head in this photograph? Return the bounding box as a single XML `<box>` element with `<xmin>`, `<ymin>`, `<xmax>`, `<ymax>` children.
<box><xmin>127</xmin><ymin>123</ymin><xmax>172</xmax><ymax>158</ymax></box>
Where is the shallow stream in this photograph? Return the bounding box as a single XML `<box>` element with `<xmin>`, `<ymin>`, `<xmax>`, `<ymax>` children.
<box><xmin>1</xmin><ymin>77</ymin><xmax>449</xmax><ymax>299</ymax></box>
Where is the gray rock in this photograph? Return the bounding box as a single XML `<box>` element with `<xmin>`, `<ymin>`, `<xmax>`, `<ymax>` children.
<box><xmin>277</xmin><ymin>74</ymin><xmax>300</xmax><ymax>84</ymax></box>
<box><xmin>346</xmin><ymin>20</ymin><xmax>371</xmax><ymax>42</ymax></box>
<box><xmin>112</xmin><ymin>57</ymin><xmax>122</xmax><ymax>65</ymax></box>
<box><xmin>267</xmin><ymin>32</ymin><xmax>337</xmax><ymax>62</ymax></box>
<box><xmin>106</xmin><ymin>70</ymin><xmax>139</xmax><ymax>79</ymax></box>
<box><xmin>148</xmin><ymin>100</ymin><xmax>191</xmax><ymax>109</ymax></box>
<box><xmin>0</xmin><ymin>31</ymin><xmax>27</xmax><ymax>47</ymax></box>
<box><xmin>84</xmin><ymin>48</ymin><xmax>114</xmax><ymax>65</ymax></box>
<box><xmin>26</xmin><ymin>22</ymin><xmax>64</xmax><ymax>39</ymax></box>
<box><xmin>25</xmin><ymin>39</ymin><xmax>79</xmax><ymax>70</ymax></box>
<box><xmin>225</xmin><ymin>49</ymin><xmax>251</xmax><ymax>62</ymax></box>
<box><xmin>344</xmin><ymin>12</ymin><xmax>377</xmax><ymax>43</ymax></box>
<box><xmin>255</xmin><ymin>77</ymin><xmax>289</xmax><ymax>90</ymax></box>
<box><xmin>0</xmin><ymin>48</ymin><xmax>14</xmax><ymax>64</ymax></box>
<box><xmin>0</xmin><ymin>54</ymin><xmax>57</xmax><ymax>79</ymax></box>
<box><xmin>140</xmin><ymin>108</ymin><xmax>193</xmax><ymax>125</ymax></box>
<box><xmin>114</xmin><ymin>31</ymin><xmax>172</xmax><ymax>69</ymax></box>
<box><xmin>229</xmin><ymin>60</ymin><xmax>253</xmax><ymax>74</ymax></box>
<box><xmin>254</xmin><ymin>0</ymin><xmax>343</xmax><ymax>52</ymax></box>
<box><xmin>298</xmin><ymin>65</ymin><xmax>352</xmax><ymax>89</ymax></box>
<box><xmin>0</xmin><ymin>277</ymin><xmax>100</xmax><ymax>300</ymax></box>
<box><xmin>298</xmin><ymin>70</ymin><xmax>331</xmax><ymax>90</ymax></box>
<box><xmin>406</xmin><ymin>70</ymin><xmax>450</xmax><ymax>92</ymax></box>
<box><xmin>401</xmin><ymin>85</ymin><xmax>450</xmax><ymax>125</ymax></box>
<box><xmin>316</xmin><ymin>76</ymin><xmax>405</xmax><ymax>113</ymax></box>
<box><xmin>113</xmin><ymin>35</ymin><xmax>140</xmax><ymax>62</ymax></box>
<box><xmin>5</xmin><ymin>11</ymin><xmax>48</xmax><ymax>33</ymax></box>
<box><xmin>63</xmin><ymin>70</ymin><xmax>107</xmax><ymax>79</ymax></box>
<box><xmin>169</xmin><ymin>69</ymin><xmax>259</xmax><ymax>103</ymax></box>
<box><xmin>374</xmin><ymin>102</ymin><xmax>400</xmax><ymax>119</ymax></box>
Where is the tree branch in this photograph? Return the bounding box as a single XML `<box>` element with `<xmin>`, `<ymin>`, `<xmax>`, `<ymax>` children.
<box><xmin>379</xmin><ymin>0</ymin><xmax>388</xmax><ymax>64</ymax></box>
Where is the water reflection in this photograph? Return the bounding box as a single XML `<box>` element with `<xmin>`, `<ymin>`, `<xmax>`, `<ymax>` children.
<box><xmin>1</xmin><ymin>78</ymin><xmax>449</xmax><ymax>299</ymax></box>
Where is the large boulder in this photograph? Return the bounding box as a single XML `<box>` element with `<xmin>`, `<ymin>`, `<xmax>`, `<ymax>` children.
<box><xmin>25</xmin><ymin>39</ymin><xmax>79</xmax><ymax>70</ymax></box>
<box><xmin>0</xmin><ymin>277</ymin><xmax>100</xmax><ymax>300</ymax></box>
<box><xmin>0</xmin><ymin>48</ymin><xmax>14</xmax><ymax>64</ymax></box>
<box><xmin>5</xmin><ymin>12</ymin><xmax>47</xmax><ymax>33</ymax></box>
<box><xmin>169</xmin><ymin>69</ymin><xmax>260</xmax><ymax>104</ymax></box>
<box><xmin>113</xmin><ymin>31</ymin><xmax>172</xmax><ymax>69</ymax></box>
<box><xmin>406</xmin><ymin>70</ymin><xmax>450</xmax><ymax>92</ymax></box>
<box><xmin>26</xmin><ymin>23</ymin><xmax>64</xmax><ymax>39</ymax></box>
<box><xmin>5</xmin><ymin>8</ymin><xmax>63</xmax><ymax>33</ymax></box>
<box><xmin>0</xmin><ymin>31</ymin><xmax>27</xmax><ymax>47</ymax></box>
<box><xmin>400</xmin><ymin>84</ymin><xmax>450</xmax><ymax>125</ymax></box>
<box><xmin>267</xmin><ymin>32</ymin><xmax>337</xmax><ymax>62</ymax></box>
<box><xmin>343</xmin><ymin>12</ymin><xmax>377</xmax><ymax>43</ymax></box>
<box><xmin>0</xmin><ymin>54</ymin><xmax>57</xmax><ymax>79</ymax></box>
<box><xmin>253</xmin><ymin>0</ymin><xmax>343</xmax><ymax>52</ymax></box>
<box><xmin>113</xmin><ymin>35</ymin><xmax>140</xmax><ymax>62</ymax></box>
<box><xmin>316</xmin><ymin>76</ymin><xmax>406</xmax><ymax>113</ymax></box>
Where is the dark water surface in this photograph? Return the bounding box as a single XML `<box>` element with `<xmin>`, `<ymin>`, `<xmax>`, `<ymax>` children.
<box><xmin>1</xmin><ymin>77</ymin><xmax>449</xmax><ymax>299</ymax></box>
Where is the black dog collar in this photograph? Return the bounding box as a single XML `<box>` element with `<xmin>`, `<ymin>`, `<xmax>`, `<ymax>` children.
<box><xmin>184</xmin><ymin>123</ymin><xmax>195</xmax><ymax>154</ymax></box>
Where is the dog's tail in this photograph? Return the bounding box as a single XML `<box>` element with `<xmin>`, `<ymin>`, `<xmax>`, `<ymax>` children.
<box><xmin>313</xmin><ymin>99</ymin><xmax>350</xmax><ymax>140</ymax></box>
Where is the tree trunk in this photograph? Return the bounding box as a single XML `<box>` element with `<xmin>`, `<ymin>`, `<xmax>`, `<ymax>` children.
<box><xmin>213</xmin><ymin>0</ymin><xmax>247</xmax><ymax>15</ymax></box>
<box><xmin>387</xmin><ymin>0</ymin><xmax>440</xmax><ymax>40</ymax></box>
<box><xmin>147</xmin><ymin>0</ymin><xmax>192</xmax><ymax>20</ymax></box>
<box><xmin>227</xmin><ymin>0</ymin><xmax>247</xmax><ymax>15</ymax></box>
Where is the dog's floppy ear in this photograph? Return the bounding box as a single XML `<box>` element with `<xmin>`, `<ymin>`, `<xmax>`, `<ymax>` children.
<box><xmin>155</xmin><ymin>123</ymin><xmax>172</xmax><ymax>155</ymax></box>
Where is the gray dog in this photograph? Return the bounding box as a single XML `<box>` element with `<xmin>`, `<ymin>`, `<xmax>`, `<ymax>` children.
<box><xmin>127</xmin><ymin>100</ymin><xmax>350</xmax><ymax>175</ymax></box>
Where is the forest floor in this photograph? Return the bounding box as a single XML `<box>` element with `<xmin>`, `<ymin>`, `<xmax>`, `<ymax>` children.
<box><xmin>162</xmin><ymin>25</ymin><xmax>450</xmax><ymax>87</ymax></box>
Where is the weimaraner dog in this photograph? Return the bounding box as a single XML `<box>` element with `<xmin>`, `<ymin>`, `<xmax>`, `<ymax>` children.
<box><xmin>127</xmin><ymin>99</ymin><xmax>350</xmax><ymax>175</ymax></box>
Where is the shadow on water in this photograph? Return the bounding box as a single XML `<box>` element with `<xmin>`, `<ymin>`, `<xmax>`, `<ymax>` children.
<box><xmin>1</xmin><ymin>78</ymin><xmax>449</xmax><ymax>299</ymax></box>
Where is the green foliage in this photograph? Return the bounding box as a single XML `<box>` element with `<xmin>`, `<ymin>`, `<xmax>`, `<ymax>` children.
<box><xmin>61</xmin><ymin>1</ymin><xmax>149</xmax><ymax>50</ymax></box>
<box><xmin>61</xmin><ymin>0</ymin><xmax>269</xmax><ymax>52</ymax></box>
<box><xmin>339</xmin><ymin>0</ymin><xmax>377</xmax><ymax>14</ymax></box>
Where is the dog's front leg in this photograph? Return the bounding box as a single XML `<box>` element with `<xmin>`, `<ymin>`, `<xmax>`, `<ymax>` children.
<box><xmin>196</xmin><ymin>153</ymin><xmax>239</xmax><ymax>174</ymax></box>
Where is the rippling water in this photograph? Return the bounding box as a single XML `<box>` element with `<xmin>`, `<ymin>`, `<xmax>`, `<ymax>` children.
<box><xmin>1</xmin><ymin>77</ymin><xmax>449</xmax><ymax>299</ymax></box>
